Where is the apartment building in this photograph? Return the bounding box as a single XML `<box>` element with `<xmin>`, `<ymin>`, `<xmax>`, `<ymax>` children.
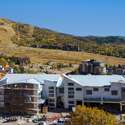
<box><xmin>0</xmin><ymin>74</ymin><xmax>60</xmax><ymax>115</ymax></box>
<box><xmin>57</xmin><ymin>75</ymin><xmax>125</xmax><ymax>113</ymax></box>
<box><xmin>0</xmin><ymin>79</ymin><xmax>40</xmax><ymax>115</ymax></box>
<box><xmin>0</xmin><ymin>74</ymin><xmax>125</xmax><ymax>115</ymax></box>
<box><xmin>42</xmin><ymin>80</ymin><xmax>57</xmax><ymax>109</ymax></box>
<box><xmin>79</xmin><ymin>59</ymin><xmax>106</xmax><ymax>75</ymax></box>
<box><xmin>4</xmin><ymin>83</ymin><xmax>39</xmax><ymax>115</ymax></box>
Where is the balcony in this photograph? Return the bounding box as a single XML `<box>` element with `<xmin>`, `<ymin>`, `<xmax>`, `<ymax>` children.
<box><xmin>84</xmin><ymin>98</ymin><xmax>101</xmax><ymax>102</ymax></box>
<box><xmin>103</xmin><ymin>98</ymin><xmax>121</xmax><ymax>102</ymax></box>
<box><xmin>84</xmin><ymin>97</ymin><xmax>121</xmax><ymax>103</ymax></box>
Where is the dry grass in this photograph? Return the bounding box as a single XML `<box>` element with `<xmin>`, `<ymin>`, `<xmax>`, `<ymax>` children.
<box><xmin>0</xmin><ymin>23</ymin><xmax>124</xmax><ymax>66</ymax></box>
<box><xmin>0</xmin><ymin>45</ymin><xmax>124</xmax><ymax>65</ymax></box>
<box><xmin>0</xmin><ymin>24</ymin><xmax>15</xmax><ymax>47</ymax></box>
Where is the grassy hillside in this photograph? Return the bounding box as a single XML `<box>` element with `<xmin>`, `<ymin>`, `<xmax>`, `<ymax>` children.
<box><xmin>0</xmin><ymin>18</ymin><xmax>125</xmax><ymax>73</ymax></box>
<box><xmin>0</xmin><ymin>18</ymin><xmax>125</xmax><ymax>58</ymax></box>
<box><xmin>0</xmin><ymin>46</ymin><xmax>125</xmax><ymax>65</ymax></box>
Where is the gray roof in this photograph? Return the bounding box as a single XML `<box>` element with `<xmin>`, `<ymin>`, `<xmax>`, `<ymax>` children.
<box><xmin>68</xmin><ymin>75</ymin><xmax>125</xmax><ymax>86</ymax></box>
<box><xmin>0</xmin><ymin>74</ymin><xmax>125</xmax><ymax>87</ymax></box>
<box><xmin>0</xmin><ymin>73</ymin><xmax>60</xmax><ymax>85</ymax></box>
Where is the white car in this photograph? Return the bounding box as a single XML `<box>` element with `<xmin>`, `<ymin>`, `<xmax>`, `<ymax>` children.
<box><xmin>38</xmin><ymin>121</ymin><xmax>47</xmax><ymax>125</ymax></box>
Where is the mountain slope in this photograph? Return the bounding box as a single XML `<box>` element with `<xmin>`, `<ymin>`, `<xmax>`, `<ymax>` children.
<box><xmin>0</xmin><ymin>18</ymin><xmax>125</xmax><ymax>58</ymax></box>
<box><xmin>0</xmin><ymin>18</ymin><xmax>124</xmax><ymax>73</ymax></box>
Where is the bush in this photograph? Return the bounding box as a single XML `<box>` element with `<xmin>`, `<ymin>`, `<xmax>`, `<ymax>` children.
<box><xmin>66</xmin><ymin>105</ymin><xmax>118</xmax><ymax>125</ymax></box>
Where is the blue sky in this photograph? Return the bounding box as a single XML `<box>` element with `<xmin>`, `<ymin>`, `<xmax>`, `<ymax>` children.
<box><xmin>0</xmin><ymin>0</ymin><xmax>125</xmax><ymax>36</ymax></box>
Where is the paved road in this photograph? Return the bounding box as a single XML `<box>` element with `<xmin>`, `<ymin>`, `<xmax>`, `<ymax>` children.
<box><xmin>0</xmin><ymin>121</ymin><xmax>35</xmax><ymax>125</ymax></box>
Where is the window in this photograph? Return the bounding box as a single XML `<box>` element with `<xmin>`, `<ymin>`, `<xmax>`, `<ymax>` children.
<box><xmin>59</xmin><ymin>87</ymin><xmax>64</xmax><ymax>94</ymax></box>
<box><xmin>49</xmin><ymin>87</ymin><xmax>54</xmax><ymax>93</ymax></box>
<box><xmin>86</xmin><ymin>90</ymin><xmax>92</xmax><ymax>95</ymax></box>
<box><xmin>68</xmin><ymin>88</ymin><xmax>74</xmax><ymax>93</ymax></box>
<box><xmin>111</xmin><ymin>90</ymin><xmax>118</xmax><ymax>96</ymax></box>
<box><xmin>93</xmin><ymin>88</ymin><xmax>99</xmax><ymax>91</ymax></box>
<box><xmin>49</xmin><ymin>90</ymin><xmax>54</xmax><ymax>93</ymax></box>
<box><xmin>76</xmin><ymin>88</ymin><xmax>82</xmax><ymax>91</ymax></box>
<box><xmin>122</xmin><ymin>88</ymin><xmax>125</xmax><ymax>92</ymax></box>
<box><xmin>49</xmin><ymin>86</ymin><xmax>54</xmax><ymax>90</ymax></box>
<box><xmin>68</xmin><ymin>101</ymin><xmax>74</xmax><ymax>104</ymax></box>
<box><xmin>48</xmin><ymin>99</ymin><xmax>55</xmax><ymax>102</ymax></box>
<box><xmin>68</xmin><ymin>91</ymin><xmax>74</xmax><ymax>94</ymax></box>
<box><xmin>68</xmin><ymin>87</ymin><xmax>74</xmax><ymax>98</ymax></box>
<box><xmin>68</xmin><ymin>83</ymin><xmax>74</xmax><ymax>86</ymax></box>
<box><xmin>68</xmin><ymin>88</ymin><xmax>74</xmax><ymax>91</ymax></box>
<box><xmin>104</xmin><ymin>87</ymin><xmax>110</xmax><ymax>92</ymax></box>
<box><xmin>68</xmin><ymin>95</ymin><xmax>74</xmax><ymax>98</ymax></box>
<box><xmin>49</xmin><ymin>94</ymin><xmax>54</xmax><ymax>97</ymax></box>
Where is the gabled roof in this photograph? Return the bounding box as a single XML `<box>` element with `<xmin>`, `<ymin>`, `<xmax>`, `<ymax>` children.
<box><xmin>0</xmin><ymin>74</ymin><xmax>125</xmax><ymax>87</ymax></box>
<box><xmin>0</xmin><ymin>73</ymin><xmax>60</xmax><ymax>85</ymax></box>
<box><xmin>67</xmin><ymin>75</ymin><xmax>125</xmax><ymax>86</ymax></box>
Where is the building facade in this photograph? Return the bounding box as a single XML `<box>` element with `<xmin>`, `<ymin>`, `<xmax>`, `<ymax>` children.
<box><xmin>79</xmin><ymin>59</ymin><xmax>106</xmax><ymax>75</ymax></box>
<box><xmin>57</xmin><ymin>75</ymin><xmax>125</xmax><ymax>113</ymax></box>
<box><xmin>0</xmin><ymin>78</ymin><xmax>40</xmax><ymax>115</ymax></box>
<box><xmin>3</xmin><ymin>83</ymin><xmax>39</xmax><ymax>115</ymax></box>
<box><xmin>0</xmin><ymin>74</ymin><xmax>125</xmax><ymax>115</ymax></box>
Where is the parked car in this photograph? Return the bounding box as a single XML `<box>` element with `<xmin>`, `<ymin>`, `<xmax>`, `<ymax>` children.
<box><xmin>32</xmin><ymin>118</ymin><xmax>44</xmax><ymax>123</ymax></box>
<box><xmin>49</xmin><ymin>120</ymin><xmax>57</xmax><ymax>125</ymax></box>
<box><xmin>32</xmin><ymin>119</ymin><xmax>38</xmax><ymax>123</ymax></box>
<box><xmin>3</xmin><ymin>118</ymin><xmax>17</xmax><ymax>123</ymax></box>
<box><xmin>37</xmin><ymin>121</ymin><xmax>46</xmax><ymax>125</ymax></box>
<box><xmin>57</xmin><ymin>118</ymin><xmax>65</xmax><ymax>125</ymax></box>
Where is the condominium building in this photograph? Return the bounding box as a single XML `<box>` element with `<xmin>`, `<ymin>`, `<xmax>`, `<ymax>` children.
<box><xmin>79</xmin><ymin>59</ymin><xmax>106</xmax><ymax>75</ymax></box>
<box><xmin>0</xmin><ymin>74</ymin><xmax>60</xmax><ymax>115</ymax></box>
<box><xmin>57</xmin><ymin>74</ymin><xmax>125</xmax><ymax>113</ymax></box>
<box><xmin>0</xmin><ymin>79</ymin><xmax>40</xmax><ymax>115</ymax></box>
<box><xmin>0</xmin><ymin>74</ymin><xmax>125</xmax><ymax>115</ymax></box>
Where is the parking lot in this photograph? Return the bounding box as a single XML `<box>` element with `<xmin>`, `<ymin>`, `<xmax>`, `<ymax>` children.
<box><xmin>0</xmin><ymin>112</ymin><xmax>70</xmax><ymax>125</ymax></box>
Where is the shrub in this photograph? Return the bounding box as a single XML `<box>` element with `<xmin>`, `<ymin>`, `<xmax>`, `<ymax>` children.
<box><xmin>66</xmin><ymin>105</ymin><xmax>118</xmax><ymax>125</ymax></box>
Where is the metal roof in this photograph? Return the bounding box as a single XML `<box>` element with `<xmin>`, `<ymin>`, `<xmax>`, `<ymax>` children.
<box><xmin>0</xmin><ymin>74</ymin><xmax>125</xmax><ymax>87</ymax></box>
<box><xmin>68</xmin><ymin>75</ymin><xmax>125</xmax><ymax>86</ymax></box>
<box><xmin>0</xmin><ymin>73</ymin><xmax>60</xmax><ymax>85</ymax></box>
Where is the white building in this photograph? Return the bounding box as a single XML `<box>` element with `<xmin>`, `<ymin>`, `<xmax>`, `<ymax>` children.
<box><xmin>0</xmin><ymin>74</ymin><xmax>125</xmax><ymax>113</ymax></box>
<box><xmin>57</xmin><ymin>74</ymin><xmax>125</xmax><ymax>112</ymax></box>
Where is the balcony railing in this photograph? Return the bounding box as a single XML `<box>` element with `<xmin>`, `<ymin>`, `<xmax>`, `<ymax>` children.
<box><xmin>84</xmin><ymin>97</ymin><xmax>122</xmax><ymax>102</ymax></box>
<box><xmin>84</xmin><ymin>98</ymin><xmax>101</xmax><ymax>101</ymax></box>
<box><xmin>103</xmin><ymin>98</ymin><xmax>121</xmax><ymax>102</ymax></box>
